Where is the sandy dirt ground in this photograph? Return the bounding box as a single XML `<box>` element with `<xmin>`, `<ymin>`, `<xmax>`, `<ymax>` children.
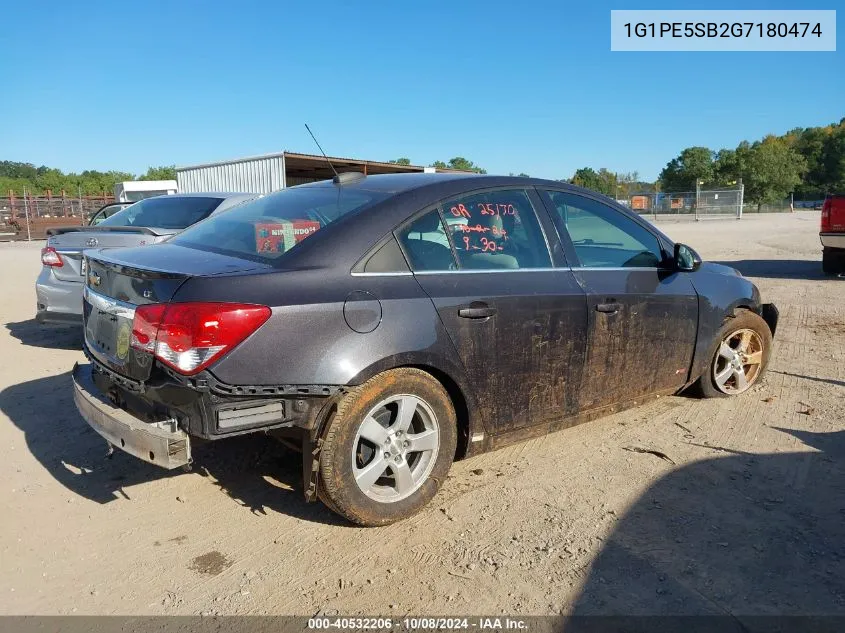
<box><xmin>0</xmin><ymin>211</ymin><xmax>842</xmax><ymax>616</ymax></box>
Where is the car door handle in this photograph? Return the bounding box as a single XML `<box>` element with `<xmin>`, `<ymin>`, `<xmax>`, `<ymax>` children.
<box><xmin>458</xmin><ymin>302</ymin><xmax>496</xmax><ymax>319</ymax></box>
<box><xmin>596</xmin><ymin>302</ymin><xmax>622</xmax><ymax>314</ymax></box>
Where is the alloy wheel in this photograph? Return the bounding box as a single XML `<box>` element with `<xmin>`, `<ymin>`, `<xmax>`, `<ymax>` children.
<box><xmin>713</xmin><ymin>328</ymin><xmax>765</xmax><ymax>394</ymax></box>
<box><xmin>351</xmin><ymin>395</ymin><xmax>440</xmax><ymax>503</ymax></box>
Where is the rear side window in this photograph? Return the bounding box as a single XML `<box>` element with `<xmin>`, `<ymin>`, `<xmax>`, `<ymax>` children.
<box><xmin>440</xmin><ymin>189</ymin><xmax>551</xmax><ymax>270</ymax></box>
<box><xmin>397</xmin><ymin>210</ymin><xmax>457</xmax><ymax>271</ymax></box>
<box><xmin>98</xmin><ymin>197</ymin><xmax>223</xmax><ymax>230</ymax></box>
<box><xmin>171</xmin><ymin>186</ymin><xmax>388</xmax><ymax>262</ymax></box>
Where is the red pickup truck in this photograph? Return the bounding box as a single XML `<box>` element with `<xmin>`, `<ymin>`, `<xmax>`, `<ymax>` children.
<box><xmin>821</xmin><ymin>194</ymin><xmax>845</xmax><ymax>274</ymax></box>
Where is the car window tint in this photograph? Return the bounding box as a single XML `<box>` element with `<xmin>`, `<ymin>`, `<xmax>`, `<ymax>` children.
<box><xmin>440</xmin><ymin>189</ymin><xmax>551</xmax><ymax>270</ymax></box>
<box><xmin>98</xmin><ymin>197</ymin><xmax>223</xmax><ymax>230</ymax></box>
<box><xmin>545</xmin><ymin>191</ymin><xmax>664</xmax><ymax>268</ymax></box>
<box><xmin>397</xmin><ymin>210</ymin><xmax>457</xmax><ymax>272</ymax></box>
<box><xmin>172</xmin><ymin>187</ymin><xmax>388</xmax><ymax>262</ymax></box>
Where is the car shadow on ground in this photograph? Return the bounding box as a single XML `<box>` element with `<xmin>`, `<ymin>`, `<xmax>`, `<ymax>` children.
<box><xmin>0</xmin><ymin>371</ymin><xmax>347</xmax><ymax>526</ymax></box>
<box><xmin>713</xmin><ymin>259</ymin><xmax>832</xmax><ymax>280</ymax></box>
<box><xmin>569</xmin><ymin>427</ymin><xmax>845</xmax><ymax>620</ymax></box>
<box><xmin>6</xmin><ymin>319</ymin><xmax>83</xmax><ymax>350</ymax></box>
<box><xmin>771</xmin><ymin>370</ymin><xmax>845</xmax><ymax>389</ymax></box>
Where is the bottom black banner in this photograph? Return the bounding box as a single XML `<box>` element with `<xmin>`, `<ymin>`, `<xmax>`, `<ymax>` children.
<box><xmin>2</xmin><ymin>616</ymin><xmax>845</xmax><ymax>633</ymax></box>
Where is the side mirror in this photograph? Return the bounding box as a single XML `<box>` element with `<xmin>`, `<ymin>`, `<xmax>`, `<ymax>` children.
<box><xmin>674</xmin><ymin>243</ymin><xmax>701</xmax><ymax>272</ymax></box>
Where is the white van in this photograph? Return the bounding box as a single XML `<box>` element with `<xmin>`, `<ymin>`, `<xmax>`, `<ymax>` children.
<box><xmin>113</xmin><ymin>180</ymin><xmax>178</xmax><ymax>203</ymax></box>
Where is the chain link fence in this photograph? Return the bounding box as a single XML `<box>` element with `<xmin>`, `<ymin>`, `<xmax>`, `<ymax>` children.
<box><xmin>0</xmin><ymin>194</ymin><xmax>114</xmax><ymax>240</ymax></box>
<box><xmin>627</xmin><ymin>188</ymin><xmax>745</xmax><ymax>220</ymax></box>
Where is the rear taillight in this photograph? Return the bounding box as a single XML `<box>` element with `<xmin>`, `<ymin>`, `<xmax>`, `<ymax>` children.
<box><xmin>821</xmin><ymin>198</ymin><xmax>832</xmax><ymax>232</ymax></box>
<box><xmin>130</xmin><ymin>304</ymin><xmax>167</xmax><ymax>353</ymax></box>
<box><xmin>130</xmin><ymin>302</ymin><xmax>271</xmax><ymax>375</ymax></box>
<box><xmin>40</xmin><ymin>247</ymin><xmax>63</xmax><ymax>267</ymax></box>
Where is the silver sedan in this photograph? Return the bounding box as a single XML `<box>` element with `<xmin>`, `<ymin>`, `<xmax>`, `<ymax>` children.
<box><xmin>36</xmin><ymin>192</ymin><xmax>258</xmax><ymax>325</ymax></box>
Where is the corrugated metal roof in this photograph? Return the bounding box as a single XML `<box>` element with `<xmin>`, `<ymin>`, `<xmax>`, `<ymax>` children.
<box><xmin>177</xmin><ymin>151</ymin><xmax>468</xmax><ymax>173</ymax></box>
<box><xmin>176</xmin><ymin>151</ymin><xmax>474</xmax><ymax>194</ymax></box>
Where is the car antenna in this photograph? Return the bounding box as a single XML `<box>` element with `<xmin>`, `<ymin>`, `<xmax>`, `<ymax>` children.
<box><xmin>304</xmin><ymin>123</ymin><xmax>341</xmax><ymax>182</ymax></box>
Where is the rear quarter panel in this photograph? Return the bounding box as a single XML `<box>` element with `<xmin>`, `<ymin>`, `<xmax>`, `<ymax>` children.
<box><xmin>174</xmin><ymin>269</ymin><xmax>473</xmax><ymax>389</ymax></box>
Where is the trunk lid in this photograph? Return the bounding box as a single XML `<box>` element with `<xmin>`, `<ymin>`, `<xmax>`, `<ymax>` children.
<box><xmin>83</xmin><ymin>243</ymin><xmax>270</xmax><ymax>381</ymax></box>
<box><xmin>45</xmin><ymin>226</ymin><xmax>174</xmax><ymax>282</ymax></box>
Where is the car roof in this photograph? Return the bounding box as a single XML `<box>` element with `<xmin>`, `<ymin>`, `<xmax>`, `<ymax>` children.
<box><xmin>297</xmin><ymin>172</ymin><xmax>497</xmax><ymax>195</ymax></box>
<box><xmin>294</xmin><ymin>172</ymin><xmax>598</xmax><ymax>197</ymax></box>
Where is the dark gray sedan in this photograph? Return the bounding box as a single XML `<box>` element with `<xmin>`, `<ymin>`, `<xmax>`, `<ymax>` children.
<box><xmin>71</xmin><ymin>173</ymin><xmax>778</xmax><ymax>525</ymax></box>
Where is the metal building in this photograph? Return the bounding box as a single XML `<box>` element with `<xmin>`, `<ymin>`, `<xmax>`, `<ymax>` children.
<box><xmin>176</xmin><ymin>151</ymin><xmax>444</xmax><ymax>194</ymax></box>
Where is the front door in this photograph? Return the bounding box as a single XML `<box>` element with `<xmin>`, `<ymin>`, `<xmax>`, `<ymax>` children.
<box><xmin>540</xmin><ymin>190</ymin><xmax>699</xmax><ymax>411</ymax></box>
<box><xmin>396</xmin><ymin>188</ymin><xmax>588</xmax><ymax>434</ymax></box>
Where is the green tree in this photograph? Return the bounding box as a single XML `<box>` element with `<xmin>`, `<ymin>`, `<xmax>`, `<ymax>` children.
<box><xmin>820</xmin><ymin>126</ymin><xmax>845</xmax><ymax>193</ymax></box>
<box><xmin>570</xmin><ymin>167</ymin><xmax>603</xmax><ymax>193</ymax></box>
<box><xmin>430</xmin><ymin>157</ymin><xmax>487</xmax><ymax>173</ymax></box>
<box><xmin>722</xmin><ymin>137</ymin><xmax>807</xmax><ymax>210</ymax></box>
<box><xmin>659</xmin><ymin>147</ymin><xmax>715</xmax><ymax>192</ymax></box>
<box><xmin>388</xmin><ymin>158</ymin><xmax>411</xmax><ymax>166</ymax></box>
<box><xmin>570</xmin><ymin>167</ymin><xmax>618</xmax><ymax>196</ymax></box>
<box><xmin>139</xmin><ymin>165</ymin><xmax>177</xmax><ymax>180</ymax></box>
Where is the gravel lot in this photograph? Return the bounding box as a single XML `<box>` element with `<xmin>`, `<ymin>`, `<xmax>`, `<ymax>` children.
<box><xmin>1</xmin><ymin>211</ymin><xmax>842</xmax><ymax>616</ymax></box>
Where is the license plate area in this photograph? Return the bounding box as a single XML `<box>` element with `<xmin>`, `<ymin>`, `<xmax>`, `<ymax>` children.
<box><xmin>83</xmin><ymin>286</ymin><xmax>138</xmax><ymax>371</ymax></box>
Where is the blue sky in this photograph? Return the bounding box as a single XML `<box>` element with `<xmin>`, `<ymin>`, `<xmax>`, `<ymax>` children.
<box><xmin>1</xmin><ymin>0</ymin><xmax>842</xmax><ymax>181</ymax></box>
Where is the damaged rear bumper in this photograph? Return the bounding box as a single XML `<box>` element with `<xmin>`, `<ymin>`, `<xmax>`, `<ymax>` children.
<box><xmin>72</xmin><ymin>362</ymin><xmax>191</xmax><ymax>469</ymax></box>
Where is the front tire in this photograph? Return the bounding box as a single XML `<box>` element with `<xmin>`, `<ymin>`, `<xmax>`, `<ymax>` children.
<box><xmin>318</xmin><ymin>368</ymin><xmax>457</xmax><ymax>526</ymax></box>
<box><xmin>695</xmin><ymin>310</ymin><xmax>772</xmax><ymax>398</ymax></box>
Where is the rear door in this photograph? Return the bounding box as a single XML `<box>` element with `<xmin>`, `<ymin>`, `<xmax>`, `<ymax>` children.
<box><xmin>539</xmin><ymin>189</ymin><xmax>698</xmax><ymax>410</ymax></box>
<box><xmin>398</xmin><ymin>187</ymin><xmax>588</xmax><ymax>434</ymax></box>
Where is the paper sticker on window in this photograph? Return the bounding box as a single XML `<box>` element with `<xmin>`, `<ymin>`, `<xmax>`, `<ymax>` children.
<box><xmin>255</xmin><ymin>220</ymin><xmax>321</xmax><ymax>254</ymax></box>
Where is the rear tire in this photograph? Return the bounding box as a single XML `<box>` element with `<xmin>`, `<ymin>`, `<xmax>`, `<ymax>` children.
<box><xmin>822</xmin><ymin>247</ymin><xmax>845</xmax><ymax>275</ymax></box>
<box><xmin>318</xmin><ymin>368</ymin><xmax>457</xmax><ymax>526</ymax></box>
<box><xmin>694</xmin><ymin>310</ymin><xmax>772</xmax><ymax>399</ymax></box>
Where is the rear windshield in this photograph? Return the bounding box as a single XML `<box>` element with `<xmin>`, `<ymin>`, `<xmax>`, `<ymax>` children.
<box><xmin>170</xmin><ymin>186</ymin><xmax>388</xmax><ymax>262</ymax></box>
<box><xmin>98</xmin><ymin>196</ymin><xmax>224</xmax><ymax>230</ymax></box>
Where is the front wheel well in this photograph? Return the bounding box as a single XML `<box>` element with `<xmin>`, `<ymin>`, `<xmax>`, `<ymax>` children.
<box><xmin>723</xmin><ymin>304</ymin><xmax>756</xmax><ymax>324</ymax></box>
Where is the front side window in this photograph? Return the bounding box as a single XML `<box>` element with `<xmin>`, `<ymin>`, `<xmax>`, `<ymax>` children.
<box><xmin>172</xmin><ymin>186</ymin><xmax>388</xmax><ymax>262</ymax></box>
<box><xmin>545</xmin><ymin>191</ymin><xmax>665</xmax><ymax>268</ymax></box>
<box><xmin>397</xmin><ymin>209</ymin><xmax>456</xmax><ymax>271</ymax></box>
<box><xmin>98</xmin><ymin>196</ymin><xmax>223</xmax><ymax>230</ymax></box>
<box><xmin>440</xmin><ymin>189</ymin><xmax>551</xmax><ymax>270</ymax></box>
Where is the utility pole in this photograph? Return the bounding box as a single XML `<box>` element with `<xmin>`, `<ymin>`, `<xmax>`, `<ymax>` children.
<box><xmin>695</xmin><ymin>179</ymin><xmax>702</xmax><ymax>221</ymax></box>
<box><xmin>23</xmin><ymin>187</ymin><xmax>32</xmax><ymax>241</ymax></box>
